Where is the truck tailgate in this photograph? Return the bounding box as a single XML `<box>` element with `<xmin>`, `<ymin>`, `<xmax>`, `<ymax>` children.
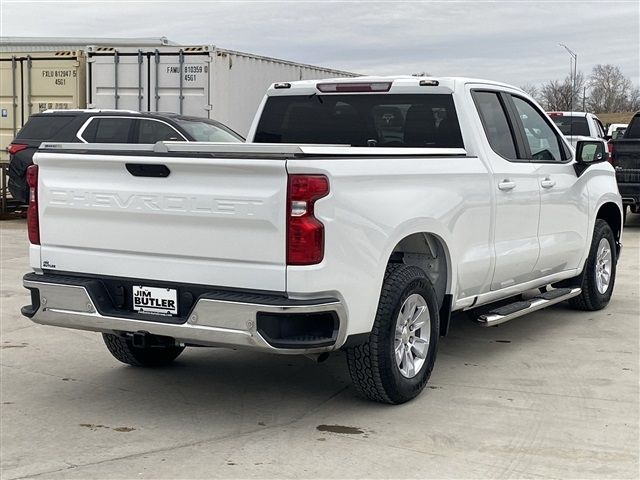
<box><xmin>613</xmin><ymin>139</ymin><xmax>640</xmax><ymax>184</ymax></box>
<box><xmin>34</xmin><ymin>152</ymin><xmax>288</xmax><ymax>291</ymax></box>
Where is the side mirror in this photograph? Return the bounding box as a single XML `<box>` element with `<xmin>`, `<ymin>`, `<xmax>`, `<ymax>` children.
<box><xmin>574</xmin><ymin>140</ymin><xmax>609</xmax><ymax>176</ymax></box>
<box><xmin>575</xmin><ymin>140</ymin><xmax>608</xmax><ymax>164</ymax></box>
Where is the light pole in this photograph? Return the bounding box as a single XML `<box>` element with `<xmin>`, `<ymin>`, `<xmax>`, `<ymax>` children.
<box><xmin>559</xmin><ymin>43</ymin><xmax>577</xmax><ymax>112</ymax></box>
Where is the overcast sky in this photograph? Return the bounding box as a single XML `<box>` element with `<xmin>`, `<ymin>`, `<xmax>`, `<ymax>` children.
<box><xmin>1</xmin><ymin>0</ymin><xmax>638</xmax><ymax>86</ymax></box>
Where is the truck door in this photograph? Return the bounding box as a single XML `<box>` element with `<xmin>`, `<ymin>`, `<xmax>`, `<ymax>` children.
<box><xmin>507</xmin><ymin>94</ymin><xmax>588</xmax><ymax>275</ymax></box>
<box><xmin>471</xmin><ymin>89</ymin><xmax>541</xmax><ymax>290</ymax></box>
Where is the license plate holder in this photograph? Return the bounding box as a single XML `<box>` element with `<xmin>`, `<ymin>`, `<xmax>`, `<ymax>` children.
<box><xmin>132</xmin><ymin>285</ymin><xmax>178</xmax><ymax>316</ymax></box>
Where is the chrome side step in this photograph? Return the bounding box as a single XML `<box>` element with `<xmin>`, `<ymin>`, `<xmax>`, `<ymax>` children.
<box><xmin>476</xmin><ymin>287</ymin><xmax>582</xmax><ymax>327</ymax></box>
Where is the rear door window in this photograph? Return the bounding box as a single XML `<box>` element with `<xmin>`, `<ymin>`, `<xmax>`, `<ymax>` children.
<box><xmin>16</xmin><ymin>116</ymin><xmax>76</xmax><ymax>140</ymax></box>
<box><xmin>254</xmin><ymin>93</ymin><xmax>464</xmax><ymax>148</ymax></box>
<box><xmin>136</xmin><ymin>119</ymin><xmax>185</xmax><ymax>143</ymax></box>
<box><xmin>472</xmin><ymin>91</ymin><xmax>518</xmax><ymax>159</ymax></box>
<box><xmin>593</xmin><ymin>117</ymin><xmax>606</xmax><ymax>138</ymax></box>
<box><xmin>81</xmin><ymin>118</ymin><xmax>135</xmax><ymax>143</ymax></box>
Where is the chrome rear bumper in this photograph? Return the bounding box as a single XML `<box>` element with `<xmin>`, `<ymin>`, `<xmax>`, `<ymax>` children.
<box><xmin>23</xmin><ymin>273</ymin><xmax>346</xmax><ymax>354</ymax></box>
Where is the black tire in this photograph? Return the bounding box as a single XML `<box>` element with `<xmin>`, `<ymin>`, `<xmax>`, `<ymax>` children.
<box><xmin>569</xmin><ymin>219</ymin><xmax>617</xmax><ymax>311</ymax></box>
<box><xmin>102</xmin><ymin>333</ymin><xmax>184</xmax><ymax>367</ymax></box>
<box><xmin>345</xmin><ymin>263</ymin><xmax>440</xmax><ymax>404</ymax></box>
<box><xmin>622</xmin><ymin>205</ymin><xmax>627</xmax><ymax>225</ymax></box>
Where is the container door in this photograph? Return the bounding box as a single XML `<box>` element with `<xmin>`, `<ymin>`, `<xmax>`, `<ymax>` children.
<box><xmin>89</xmin><ymin>49</ymin><xmax>148</xmax><ymax>111</ymax></box>
<box><xmin>0</xmin><ymin>57</ymin><xmax>22</xmax><ymax>161</ymax></box>
<box><xmin>150</xmin><ymin>49</ymin><xmax>211</xmax><ymax>116</ymax></box>
<box><xmin>26</xmin><ymin>53</ymin><xmax>85</xmax><ymax>116</ymax></box>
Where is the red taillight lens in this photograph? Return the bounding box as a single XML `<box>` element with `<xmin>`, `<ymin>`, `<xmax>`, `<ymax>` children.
<box><xmin>607</xmin><ymin>141</ymin><xmax>614</xmax><ymax>163</ymax></box>
<box><xmin>26</xmin><ymin>165</ymin><xmax>40</xmax><ymax>245</ymax></box>
<box><xmin>7</xmin><ymin>143</ymin><xmax>28</xmax><ymax>156</ymax></box>
<box><xmin>287</xmin><ymin>175</ymin><xmax>329</xmax><ymax>265</ymax></box>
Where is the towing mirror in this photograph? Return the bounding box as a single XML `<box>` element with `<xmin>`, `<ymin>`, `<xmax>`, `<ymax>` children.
<box><xmin>575</xmin><ymin>140</ymin><xmax>608</xmax><ymax>164</ymax></box>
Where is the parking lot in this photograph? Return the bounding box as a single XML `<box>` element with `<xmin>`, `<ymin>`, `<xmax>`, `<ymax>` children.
<box><xmin>1</xmin><ymin>216</ymin><xmax>638</xmax><ymax>479</ymax></box>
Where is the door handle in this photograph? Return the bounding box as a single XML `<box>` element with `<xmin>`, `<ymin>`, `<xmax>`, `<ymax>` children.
<box><xmin>498</xmin><ymin>180</ymin><xmax>516</xmax><ymax>191</ymax></box>
<box><xmin>125</xmin><ymin>163</ymin><xmax>171</xmax><ymax>178</ymax></box>
<box><xmin>541</xmin><ymin>177</ymin><xmax>556</xmax><ymax>189</ymax></box>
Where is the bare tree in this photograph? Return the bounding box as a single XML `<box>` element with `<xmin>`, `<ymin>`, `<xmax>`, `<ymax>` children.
<box><xmin>587</xmin><ymin>64</ymin><xmax>633</xmax><ymax>113</ymax></box>
<box><xmin>626</xmin><ymin>86</ymin><xmax>640</xmax><ymax>112</ymax></box>
<box><xmin>539</xmin><ymin>72</ymin><xmax>585</xmax><ymax>111</ymax></box>
<box><xmin>519</xmin><ymin>83</ymin><xmax>540</xmax><ymax>101</ymax></box>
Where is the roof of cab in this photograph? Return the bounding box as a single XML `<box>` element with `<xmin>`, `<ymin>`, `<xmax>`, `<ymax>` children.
<box><xmin>266</xmin><ymin>75</ymin><xmax>525</xmax><ymax>95</ymax></box>
<box><xmin>546</xmin><ymin>111</ymin><xmax>591</xmax><ymax>117</ymax></box>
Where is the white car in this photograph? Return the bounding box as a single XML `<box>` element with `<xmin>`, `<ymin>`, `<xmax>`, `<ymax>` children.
<box><xmin>22</xmin><ymin>76</ymin><xmax>623</xmax><ymax>404</ymax></box>
<box><xmin>607</xmin><ymin>123</ymin><xmax>628</xmax><ymax>139</ymax></box>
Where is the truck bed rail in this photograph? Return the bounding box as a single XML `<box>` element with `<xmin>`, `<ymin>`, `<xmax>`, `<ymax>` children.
<box><xmin>38</xmin><ymin>141</ymin><xmax>468</xmax><ymax>158</ymax></box>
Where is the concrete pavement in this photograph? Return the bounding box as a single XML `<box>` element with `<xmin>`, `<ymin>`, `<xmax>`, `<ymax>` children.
<box><xmin>1</xmin><ymin>216</ymin><xmax>638</xmax><ymax>479</ymax></box>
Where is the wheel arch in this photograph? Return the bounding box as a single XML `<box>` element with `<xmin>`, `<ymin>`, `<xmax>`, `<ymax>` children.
<box><xmin>596</xmin><ymin>201</ymin><xmax>623</xmax><ymax>255</ymax></box>
<box><xmin>385</xmin><ymin>230</ymin><xmax>454</xmax><ymax>336</ymax></box>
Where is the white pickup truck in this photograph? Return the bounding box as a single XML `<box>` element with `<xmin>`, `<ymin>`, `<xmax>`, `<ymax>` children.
<box><xmin>547</xmin><ymin>111</ymin><xmax>608</xmax><ymax>147</ymax></box>
<box><xmin>22</xmin><ymin>76</ymin><xmax>623</xmax><ymax>404</ymax></box>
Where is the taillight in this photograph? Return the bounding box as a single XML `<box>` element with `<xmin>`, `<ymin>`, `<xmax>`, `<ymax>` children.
<box><xmin>286</xmin><ymin>175</ymin><xmax>329</xmax><ymax>265</ymax></box>
<box><xmin>26</xmin><ymin>165</ymin><xmax>40</xmax><ymax>245</ymax></box>
<box><xmin>607</xmin><ymin>141</ymin><xmax>614</xmax><ymax>164</ymax></box>
<box><xmin>7</xmin><ymin>143</ymin><xmax>28</xmax><ymax>156</ymax></box>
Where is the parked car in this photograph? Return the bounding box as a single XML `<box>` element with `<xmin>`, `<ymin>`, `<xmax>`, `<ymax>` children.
<box><xmin>22</xmin><ymin>77</ymin><xmax>623</xmax><ymax>404</ymax></box>
<box><xmin>547</xmin><ymin>111</ymin><xmax>607</xmax><ymax>147</ymax></box>
<box><xmin>7</xmin><ymin>110</ymin><xmax>244</xmax><ymax>203</ymax></box>
<box><xmin>610</xmin><ymin>112</ymin><xmax>640</xmax><ymax>222</ymax></box>
<box><xmin>607</xmin><ymin>123</ymin><xmax>628</xmax><ymax>140</ymax></box>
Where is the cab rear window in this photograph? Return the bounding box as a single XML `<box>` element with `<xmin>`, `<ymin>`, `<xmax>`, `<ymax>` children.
<box><xmin>16</xmin><ymin>116</ymin><xmax>75</xmax><ymax>140</ymax></box>
<box><xmin>254</xmin><ymin>94</ymin><xmax>464</xmax><ymax>148</ymax></box>
<box><xmin>550</xmin><ymin>115</ymin><xmax>590</xmax><ymax>136</ymax></box>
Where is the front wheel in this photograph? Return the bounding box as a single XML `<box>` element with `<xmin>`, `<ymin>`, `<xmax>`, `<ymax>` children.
<box><xmin>345</xmin><ymin>264</ymin><xmax>440</xmax><ymax>404</ymax></box>
<box><xmin>569</xmin><ymin>219</ymin><xmax>617</xmax><ymax>311</ymax></box>
<box><xmin>102</xmin><ymin>333</ymin><xmax>184</xmax><ymax>367</ymax></box>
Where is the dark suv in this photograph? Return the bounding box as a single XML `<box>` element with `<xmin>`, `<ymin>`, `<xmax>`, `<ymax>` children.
<box><xmin>7</xmin><ymin>110</ymin><xmax>244</xmax><ymax>203</ymax></box>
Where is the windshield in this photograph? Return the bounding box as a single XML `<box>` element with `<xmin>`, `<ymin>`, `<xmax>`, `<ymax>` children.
<box><xmin>550</xmin><ymin>115</ymin><xmax>590</xmax><ymax>136</ymax></box>
<box><xmin>254</xmin><ymin>94</ymin><xmax>464</xmax><ymax>148</ymax></box>
<box><xmin>175</xmin><ymin>119</ymin><xmax>243</xmax><ymax>142</ymax></box>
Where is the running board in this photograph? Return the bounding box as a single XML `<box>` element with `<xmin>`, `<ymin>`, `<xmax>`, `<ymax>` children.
<box><xmin>476</xmin><ymin>287</ymin><xmax>582</xmax><ymax>327</ymax></box>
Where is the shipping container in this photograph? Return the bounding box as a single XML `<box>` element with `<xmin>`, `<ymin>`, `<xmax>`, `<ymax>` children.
<box><xmin>0</xmin><ymin>37</ymin><xmax>172</xmax><ymax>161</ymax></box>
<box><xmin>0</xmin><ymin>37</ymin><xmax>174</xmax><ymax>52</ymax></box>
<box><xmin>0</xmin><ymin>50</ymin><xmax>86</xmax><ymax>161</ymax></box>
<box><xmin>0</xmin><ymin>38</ymin><xmax>358</xmax><ymax>153</ymax></box>
<box><xmin>87</xmin><ymin>45</ymin><xmax>358</xmax><ymax>135</ymax></box>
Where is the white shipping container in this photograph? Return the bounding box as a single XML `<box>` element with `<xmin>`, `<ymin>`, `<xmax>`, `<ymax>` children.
<box><xmin>0</xmin><ymin>50</ymin><xmax>86</xmax><ymax>161</ymax></box>
<box><xmin>87</xmin><ymin>45</ymin><xmax>357</xmax><ymax>135</ymax></box>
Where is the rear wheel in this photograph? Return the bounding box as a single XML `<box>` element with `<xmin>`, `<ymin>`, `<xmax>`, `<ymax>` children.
<box><xmin>102</xmin><ymin>333</ymin><xmax>184</xmax><ymax>367</ymax></box>
<box><xmin>345</xmin><ymin>263</ymin><xmax>439</xmax><ymax>404</ymax></box>
<box><xmin>569</xmin><ymin>219</ymin><xmax>617</xmax><ymax>311</ymax></box>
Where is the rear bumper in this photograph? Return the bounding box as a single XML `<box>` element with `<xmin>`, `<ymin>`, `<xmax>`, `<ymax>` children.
<box><xmin>22</xmin><ymin>273</ymin><xmax>347</xmax><ymax>354</ymax></box>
